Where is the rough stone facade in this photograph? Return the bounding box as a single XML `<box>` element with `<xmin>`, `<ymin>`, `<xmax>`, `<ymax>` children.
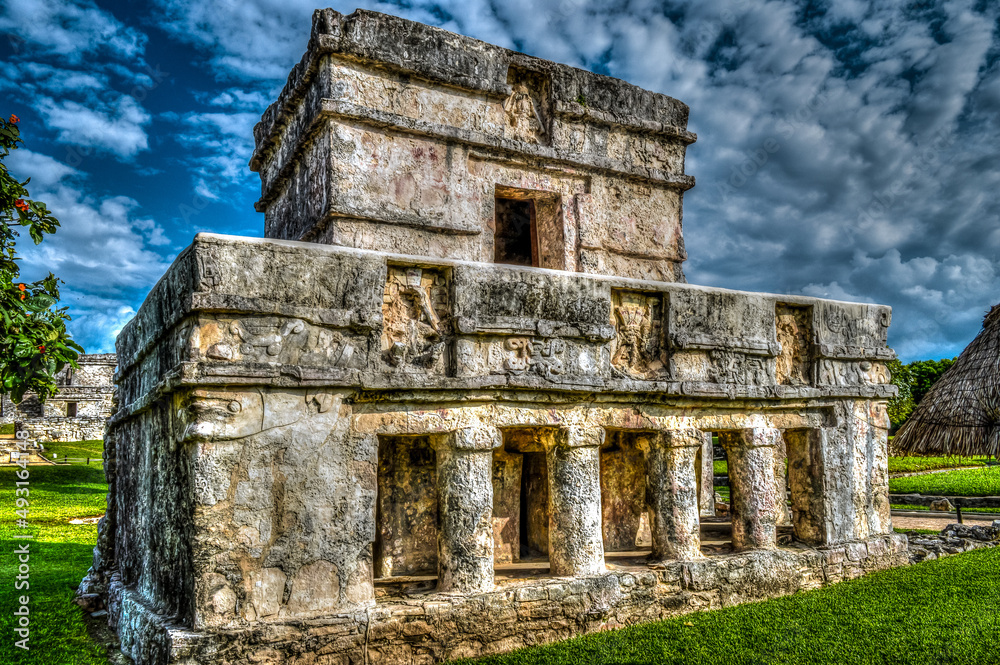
<box><xmin>1</xmin><ymin>353</ymin><xmax>116</xmax><ymax>442</ymax></box>
<box><xmin>85</xmin><ymin>10</ymin><xmax>901</xmax><ymax>665</ymax></box>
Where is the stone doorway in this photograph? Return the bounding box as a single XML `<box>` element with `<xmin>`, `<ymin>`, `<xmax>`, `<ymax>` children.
<box><xmin>374</xmin><ymin>435</ymin><xmax>439</xmax><ymax>579</ymax></box>
<box><xmin>492</xmin><ymin>428</ymin><xmax>554</xmax><ymax>574</ymax></box>
<box><xmin>599</xmin><ymin>431</ymin><xmax>651</xmax><ymax>558</ymax></box>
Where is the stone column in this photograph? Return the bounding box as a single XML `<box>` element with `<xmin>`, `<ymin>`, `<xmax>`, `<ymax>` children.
<box><xmin>719</xmin><ymin>428</ymin><xmax>781</xmax><ymax>551</ymax></box>
<box><xmin>547</xmin><ymin>426</ymin><xmax>605</xmax><ymax>576</ymax></box>
<box><xmin>436</xmin><ymin>426</ymin><xmax>500</xmax><ymax>593</ymax></box>
<box><xmin>699</xmin><ymin>431</ymin><xmax>716</xmax><ymax>517</ymax></box>
<box><xmin>645</xmin><ymin>429</ymin><xmax>704</xmax><ymax>561</ymax></box>
<box><xmin>774</xmin><ymin>433</ymin><xmax>792</xmax><ymax>526</ymax></box>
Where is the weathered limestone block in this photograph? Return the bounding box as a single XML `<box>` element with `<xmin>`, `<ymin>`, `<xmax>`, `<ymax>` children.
<box><xmin>547</xmin><ymin>427</ymin><xmax>605</xmax><ymax>576</ymax></box>
<box><xmin>643</xmin><ymin>429</ymin><xmax>704</xmax><ymax>561</ymax></box>
<box><xmin>437</xmin><ymin>427</ymin><xmax>500</xmax><ymax>593</ymax></box>
<box><xmin>719</xmin><ymin>429</ymin><xmax>782</xmax><ymax>551</ymax></box>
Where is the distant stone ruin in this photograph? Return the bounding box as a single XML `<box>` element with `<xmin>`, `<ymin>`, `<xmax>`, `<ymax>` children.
<box><xmin>83</xmin><ymin>10</ymin><xmax>905</xmax><ymax>665</ymax></box>
<box><xmin>1</xmin><ymin>353</ymin><xmax>116</xmax><ymax>443</ymax></box>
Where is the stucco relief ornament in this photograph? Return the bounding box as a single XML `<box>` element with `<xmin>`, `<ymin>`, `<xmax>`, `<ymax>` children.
<box><xmin>503</xmin><ymin>337</ymin><xmax>565</xmax><ymax>379</ymax></box>
<box><xmin>611</xmin><ymin>301</ymin><xmax>651</xmax><ymax>377</ymax></box>
<box><xmin>382</xmin><ymin>268</ymin><xmax>445</xmax><ymax>368</ymax></box>
<box><xmin>503</xmin><ymin>80</ymin><xmax>547</xmax><ymax>142</ymax></box>
<box><xmin>206</xmin><ymin>319</ymin><xmax>305</xmax><ymax>362</ymax></box>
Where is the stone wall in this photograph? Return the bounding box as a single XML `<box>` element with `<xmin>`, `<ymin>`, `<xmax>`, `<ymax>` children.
<box><xmin>103</xmin><ymin>534</ymin><xmax>909</xmax><ymax>664</ymax></box>
<box><xmin>1</xmin><ymin>354</ymin><xmax>116</xmax><ymax>442</ymax></box>
<box><xmin>84</xmin><ymin>234</ymin><xmax>898</xmax><ymax>665</ymax></box>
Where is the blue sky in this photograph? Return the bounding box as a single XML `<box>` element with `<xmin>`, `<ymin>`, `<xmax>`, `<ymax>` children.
<box><xmin>1</xmin><ymin>0</ymin><xmax>998</xmax><ymax>362</ymax></box>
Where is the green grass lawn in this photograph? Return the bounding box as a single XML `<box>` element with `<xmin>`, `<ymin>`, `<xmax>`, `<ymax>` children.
<box><xmin>42</xmin><ymin>439</ymin><xmax>104</xmax><ymax>466</ymax></box>
<box><xmin>460</xmin><ymin>547</ymin><xmax>1000</xmax><ymax>665</ymax></box>
<box><xmin>0</xmin><ymin>464</ymin><xmax>113</xmax><ymax>664</ymax></box>
<box><xmin>713</xmin><ymin>460</ymin><xmax>728</xmax><ymax>475</ymax></box>
<box><xmin>888</xmin><ymin>455</ymin><xmax>993</xmax><ymax>474</ymax></box>
<box><xmin>889</xmin><ymin>466</ymin><xmax>1000</xmax><ymax>497</ymax></box>
<box><xmin>891</xmin><ymin>503</ymin><xmax>1000</xmax><ymax>514</ymax></box>
<box><xmin>41</xmin><ymin>439</ymin><xmax>104</xmax><ymax>464</ymax></box>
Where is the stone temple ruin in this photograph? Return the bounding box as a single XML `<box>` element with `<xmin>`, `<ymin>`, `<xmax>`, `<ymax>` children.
<box><xmin>84</xmin><ymin>9</ymin><xmax>907</xmax><ymax>664</ymax></box>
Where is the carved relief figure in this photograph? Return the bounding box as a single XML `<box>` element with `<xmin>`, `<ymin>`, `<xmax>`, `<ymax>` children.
<box><xmin>503</xmin><ymin>337</ymin><xmax>564</xmax><ymax>380</ymax></box>
<box><xmin>708</xmin><ymin>350</ymin><xmax>770</xmax><ymax>385</ymax></box>
<box><xmin>503</xmin><ymin>67</ymin><xmax>551</xmax><ymax>145</ymax></box>
<box><xmin>196</xmin><ymin>253</ymin><xmax>222</xmax><ymax>291</ymax></box>
<box><xmin>381</xmin><ymin>266</ymin><xmax>450</xmax><ymax>370</ymax></box>
<box><xmin>611</xmin><ymin>290</ymin><xmax>664</xmax><ymax>379</ymax></box>
<box><xmin>823</xmin><ymin>305</ymin><xmax>891</xmax><ymax>347</ymax></box>
<box><xmin>775</xmin><ymin>304</ymin><xmax>812</xmax><ymax>386</ymax></box>
<box><xmin>817</xmin><ymin>359</ymin><xmax>891</xmax><ymax>387</ymax></box>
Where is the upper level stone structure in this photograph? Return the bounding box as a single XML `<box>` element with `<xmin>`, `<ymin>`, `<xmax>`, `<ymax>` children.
<box><xmin>250</xmin><ymin>9</ymin><xmax>695</xmax><ymax>282</ymax></box>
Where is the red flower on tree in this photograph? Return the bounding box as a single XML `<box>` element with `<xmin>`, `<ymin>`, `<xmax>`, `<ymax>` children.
<box><xmin>9</xmin><ymin>114</ymin><xmax>19</xmax><ymax>124</ymax></box>
<box><xmin>17</xmin><ymin>283</ymin><xmax>25</xmax><ymax>291</ymax></box>
<box><xmin>14</xmin><ymin>199</ymin><xmax>29</xmax><ymax>211</ymax></box>
<box><xmin>37</xmin><ymin>346</ymin><xmax>45</xmax><ymax>353</ymax></box>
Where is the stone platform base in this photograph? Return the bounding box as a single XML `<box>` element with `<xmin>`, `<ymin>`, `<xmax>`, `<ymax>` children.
<box><xmin>105</xmin><ymin>534</ymin><xmax>908</xmax><ymax>665</ymax></box>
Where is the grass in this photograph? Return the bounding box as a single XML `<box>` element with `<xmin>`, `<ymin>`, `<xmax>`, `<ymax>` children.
<box><xmin>888</xmin><ymin>455</ymin><xmax>993</xmax><ymax>474</ymax></box>
<box><xmin>459</xmin><ymin>547</ymin><xmax>1000</xmax><ymax>665</ymax></box>
<box><xmin>713</xmin><ymin>460</ymin><xmax>728</xmax><ymax>475</ymax></box>
<box><xmin>41</xmin><ymin>439</ymin><xmax>104</xmax><ymax>464</ymax></box>
<box><xmin>0</xmin><ymin>423</ymin><xmax>14</xmax><ymax>435</ymax></box>
<box><xmin>0</xmin><ymin>464</ymin><xmax>113</xmax><ymax>664</ymax></box>
<box><xmin>889</xmin><ymin>466</ymin><xmax>1000</xmax><ymax>497</ymax></box>
<box><xmin>892</xmin><ymin>528</ymin><xmax>940</xmax><ymax>535</ymax></box>
<box><xmin>891</xmin><ymin>503</ymin><xmax>1000</xmax><ymax>514</ymax></box>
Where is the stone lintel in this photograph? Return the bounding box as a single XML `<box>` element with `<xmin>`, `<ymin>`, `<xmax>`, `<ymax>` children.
<box><xmin>448</xmin><ymin>426</ymin><xmax>502</xmax><ymax>451</ymax></box>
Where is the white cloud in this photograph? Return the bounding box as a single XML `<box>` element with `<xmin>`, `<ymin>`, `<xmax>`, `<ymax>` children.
<box><xmin>0</xmin><ymin>0</ymin><xmax>146</xmax><ymax>63</ymax></box>
<box><xmin>10</xmin><ymin>148</ymin><xmax>173</xmax><ymax>353</ymax></box>
<box><xmin>36</xmin><ymin>95</ymin><xmax>151</xmax><ymax>160</ymax></box>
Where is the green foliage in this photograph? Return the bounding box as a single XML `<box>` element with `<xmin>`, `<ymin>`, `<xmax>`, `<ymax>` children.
<box><xmin>886</xmin><ymin>359</ymin><xmax>913</xmax><ymax>430</ymax></box>
<box><xmin>0</xmin><ymin>114</ymin><xmax>83</xmax><ymax>403</ymax></box>
<box><xmin>459</xmin><ymin>548</ymin><xmax>1000</xmax><ymax>665</ymax></box>
<box><xmin>889</xmin><ymin>466</ymin><xmax>1000</xmax><ymax>497</ymax></box>
<box><xmin>887</xmin><ymin>455</ymin><xmax>990</xmax><ymax>474</ymax></box>
<box><xmin>0</xmin><ymin>422</ymin><xmax>14</xmax><ymax>434</ymax></box>
<box><xmin>907</xmin><ymin>358</ymin><xmax>956</xmax><ymax>404</ymax></box>
<box><xmin>0</xmin><ymin>465</ymin><xmax>113</xmax><ymax>664</ymax></box>
<box><xmin>886</xmin><ymin>357</ymin><xmax>957</xmax><ymax>432</ymax></box>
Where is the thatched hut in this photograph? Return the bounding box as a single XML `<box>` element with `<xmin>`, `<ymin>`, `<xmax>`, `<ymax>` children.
<box><xmin>894</xmin><ymin>304</ymin><xmax>1000</xmax><ymax>457</ymax></box>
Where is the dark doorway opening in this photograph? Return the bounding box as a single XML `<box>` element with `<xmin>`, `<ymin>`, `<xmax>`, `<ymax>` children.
<box><xmin>494</xmin><ymin>197</ymin><xmax>537</xmax><ymax>266</ymax></box>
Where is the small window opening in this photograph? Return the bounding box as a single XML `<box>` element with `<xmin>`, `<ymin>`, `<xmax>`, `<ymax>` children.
<box><xmin>66</xmin><ymin>402</ymin><xmax>78</xmax><ymax>418</ymax></box>
<box><xmin>494</xmin><ymin>197</ymin><xmax>537</xmax><ymax>266</ymax></box>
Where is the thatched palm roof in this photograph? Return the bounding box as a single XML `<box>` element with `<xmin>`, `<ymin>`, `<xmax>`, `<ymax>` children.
<box><xmin>893</xmin><ymin>304</ymin><xmax>1000</xmax><ymax>457</ymax></box>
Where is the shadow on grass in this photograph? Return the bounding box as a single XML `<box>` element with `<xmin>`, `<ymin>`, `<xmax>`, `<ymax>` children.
<box><xmin>0</xmin><ymin>539</ymin><xmax>114</xmax><ymax>664</ymax></box>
